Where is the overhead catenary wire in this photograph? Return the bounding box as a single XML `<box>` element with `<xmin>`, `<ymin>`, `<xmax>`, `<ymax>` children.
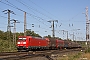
<box><xmin>28</xmin><ymin>0</ymin><xmax>68</xmax><ymax>34</ymax></box>
<box><xmin>3</xmin><ymin>0</ymin><xmax>52</xmax><ymax>31</ymax></box>
<box><xmin>0</xmin><ymin>0</ymin><xmax>86</xmax><ymax>27</ymax></box>
<box><xmin>0</xmin><ymin>0</ymin><xmax>86</xmax><ymax>38</ymax></box>
<box><xmin>4</xmin><ymin>0</ymin><xmax>50</xmax><ymax>27</ymax></box>
<box><xmin>2</xmin><ymin>0</ymin><xmax>56</xmax><ymax>26</ymax></box>
<box><xmin>0</xmin><ymin>15</ymin><xmax>9</xmax><ymax>26</ymax></box>
<box><xmin>28</xmin><ymin>0</ymin><xmax>60</xmax><ymax>20</ymax></box>
<box><xmin>16</xmin><ymin>0</ymin><xmax>53</xmax><ymax>20</ymax></box>
<box><xmin>0</xmin><ymin>3</ymin><xmax>51</xmax><ymax>35</ymax></box>
<box><xmin>5</xmin><ymin>0</ymin><xmax>47</xmax><ymax>26</ymax></box>
<box><xmin>27</xmin><ymin>0</ymin><xmax>71</xmax><ymax>35</ymax></box>
<box><xmin>0</xmin><ymin>0</ymin><xmax>51</xmax><ymax>35</ymax></box>
<box><xmin>15</xmin><ymin>0</ymin><xmax>51</xmax><ymax>27</ymax></box>
<box><xmin>29</xmin><ymin>0</ymin><xmax>86</xmax><ymax>35</ymax></box>
<box><xmin>0</xmin><ymin>15</ymin><xmax>7</xmax><ymax>18</ymax></box>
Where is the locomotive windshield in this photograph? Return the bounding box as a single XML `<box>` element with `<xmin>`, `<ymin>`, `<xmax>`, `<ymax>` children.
<box><xmin>19</xmin><ymin>38</ymin><xmax>26</xmax><ymax>40</ymax></box>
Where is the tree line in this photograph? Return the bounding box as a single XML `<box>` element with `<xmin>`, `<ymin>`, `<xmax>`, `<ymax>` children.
<box><xmin>0</xmin><ymin>30</ymin><xmax>42</xmax><ymax>41</ymax></box>
<box><xmin>0</xmin><ymin>30</ymin><xmax>62</xmax><ymax>41</ymax></box>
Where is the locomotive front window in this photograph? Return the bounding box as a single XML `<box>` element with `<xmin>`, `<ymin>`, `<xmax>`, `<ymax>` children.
<box><xmin>19</xmin><ymin>38</ymin><xmax>26</xmax><ymax>40</ymax></box>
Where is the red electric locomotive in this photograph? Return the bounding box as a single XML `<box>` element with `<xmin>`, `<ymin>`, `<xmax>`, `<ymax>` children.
<box><xmin>17</xmin><ymin>36</ymin><xmax>49</xmax><ymax>51</ymax></box>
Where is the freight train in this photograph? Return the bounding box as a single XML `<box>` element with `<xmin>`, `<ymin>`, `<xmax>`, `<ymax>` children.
<box><xmin>17</xmin><ymin>36</ymin><xmax>81</xmax><ymax>51</ymax></box>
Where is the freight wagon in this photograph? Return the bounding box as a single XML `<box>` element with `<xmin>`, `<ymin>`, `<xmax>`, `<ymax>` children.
<box><xmin>49</xmin><ymin>38</ymin><xmax>64</xmax><ymax>49</ymax></box>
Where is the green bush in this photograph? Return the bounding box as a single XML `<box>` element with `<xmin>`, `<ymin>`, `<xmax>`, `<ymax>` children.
<box><xmin>0</xmin><ymin>39</ymin><xmax>17</xmax><ymax>52</ymax></box>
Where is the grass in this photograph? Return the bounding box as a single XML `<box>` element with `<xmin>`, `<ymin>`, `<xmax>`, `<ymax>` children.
<box><xmin>85</xmin><ymin>48</ymin><xmax>90</xmax><ymax>53</ymax></box>
<box><xmin>82</xmin><ymin>53</ymin><xmax>90</xmax><ymax>59</ymax></box>
<box><xmin>57</xmin><ymin>47</ymin><xmax>90</xmax><ymax>60</ymax></box>
<box><xmin>57</xmin><ymin>48</ymin><xmax>90</xmax><ymax>60</ymax></box>
<box><xmin>57</xmin><ymin>52</ymin><xmax>82</xmax><ymax>60</ymax></box>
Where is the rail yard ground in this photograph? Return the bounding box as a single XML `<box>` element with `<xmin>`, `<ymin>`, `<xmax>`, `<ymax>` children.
<box><xmin>0</xmin><ymin>48</ymin><xmax>90</xmax><ymax>60</ymax></box>
<box><xmin>27</xmin><ymin>52</ymin><xmax>90</xmax><ymax>60</ymax></box>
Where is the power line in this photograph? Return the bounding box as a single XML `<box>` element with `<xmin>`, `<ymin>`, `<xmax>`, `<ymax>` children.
<box><xmin>15</xmin><ymin>0</ymin><xmax>50</xmax><ymax>26</ymax></box>
<box><xmin>15</xmin><ymin>0</ymin><xmax>37</xmax><ymax>16</ymax></box>
<box><xmin>14</xmin><ymin>1</ymin><xmax>74</xmax><ymax>36</ymax></box>
<box><xmin>4</xmin><ymin>0</ymin><xmax>49</xmax><ymax>26</ymax></box>
<box><xmin>0</xmin><ymin>15</ymin><xmax>9</xmax><ymax>27</ymax></box>
<box><xmin>0</xmin><ymin>0</ymin><xmax>53</xmax><ymax>36</ymax></box>
<box><xmin>0</xmin><ymin>15</ymin><xmax>7</xmax><ymax>18</ymax></box>
<box><xmin>0</xmin><ymin>0</ymin><xmax>53</xmax><ymax>34</ymax></box>
<box><xmin>29</xmin><ymin>0</ymin><xmax>59</xmax><ymax>20</ymax></box>
<box><xmin>1</xmin><ymin>0</ymin><xmax>85</xmax><ymax>39</ymax></box>
<box><xmin>16</xmin><ymin>0</ymin><xmax>53</xmax><ymax>20</ymax></box>
<box><xmin>3</xmin><ymin>0</ymin><xmax>25</xmax><ymax>12</ymax></box>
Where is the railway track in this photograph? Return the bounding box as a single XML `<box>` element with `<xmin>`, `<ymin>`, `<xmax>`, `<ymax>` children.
<box><xmin>0</xmin><ymin>48</ymin><xmax>84</xmax><ymax>60</ymax></box>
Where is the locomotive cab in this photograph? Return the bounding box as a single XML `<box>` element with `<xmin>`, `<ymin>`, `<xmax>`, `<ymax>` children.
<box><xmin>17</xmin><ymin>36</ymin><xmax>29</xmax><ymax>51</ymax></box>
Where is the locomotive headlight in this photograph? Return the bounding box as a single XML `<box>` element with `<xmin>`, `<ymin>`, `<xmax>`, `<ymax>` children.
<box><xmin>18</xmin><ymin>42</ymin><xmax>20</xmax><ymax>44</ymax></box>
<box><xmin>23</xmin><ymin>42</ymin><xmax>26</xmax><ymax>44</ymax></box>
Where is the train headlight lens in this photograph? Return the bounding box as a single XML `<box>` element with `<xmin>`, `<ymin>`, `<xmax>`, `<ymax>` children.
<box><xmin>23</xmin><ymin>42</ymin><xmax>26</xmax><ymax>44</ymax></box>
<box><xmin>18</xmin><ymin>42</ymin><xmax>20</xmax><ymax>44</ymax></box>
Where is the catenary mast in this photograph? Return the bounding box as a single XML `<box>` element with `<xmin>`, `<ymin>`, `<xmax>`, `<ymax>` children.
<box><xmin>85</xmin><ymin>7</ymin><xmax>90</xmax><ymax>48</ymax></box>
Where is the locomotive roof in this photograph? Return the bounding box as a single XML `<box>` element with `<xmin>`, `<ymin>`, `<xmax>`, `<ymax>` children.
<box><xmin>19</xmin><ymin>36</ymin><xmax>45</xmax><ymax>40</ymax></box>
<box><xmin>32</xmin><ymin>36</ymin><xmax>45</xmax><ymax>39</ymax></box>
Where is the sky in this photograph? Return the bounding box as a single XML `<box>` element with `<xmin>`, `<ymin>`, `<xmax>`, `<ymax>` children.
<box><xmin>0</xmin><ymin>0</ymin><xmax>90</xmax><ymax>41</ymax></box>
